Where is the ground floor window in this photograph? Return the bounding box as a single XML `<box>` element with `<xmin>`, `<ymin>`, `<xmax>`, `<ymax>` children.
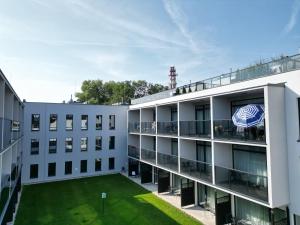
<box><xmin>80</xmin><ymin>160</ymin><xmax>87</xmax><ymax>173</ymax></box>
<box><xmin>295</xmin><ymin>214</ymin><xmax>300</xmax><ymax>225</ymax></box>
<box><xmin>95</xmin><ymin>158</ymin><xmax>101</xmax><ymax>171</ymax></box>
<box><xmin>109</xmin><ymin>157</ymin><xmax>115</xmax><ymax>170</ymax></box>
<box><xmin>48</xmin><ymin>163</ymin><xmax>56</xmax><ymax>177</ymax></box>
<box><xmin>197</xmin><ymin>183</ymin><xmax>215</xmax><ymax>212</ymax></box>
<box><xmin>235</xmin><ymin>197</ymin><xmax>270</xmax><ymax>225</ymax></box>
<box><xmin>65</xmin><ymin>161</ymin><xmax>72</xmax><ymax>175</ymax></box>
<box><xmin>30</xmin><ymin>164</ymin><xmax>38</xmax><ymax>179</ymax></box>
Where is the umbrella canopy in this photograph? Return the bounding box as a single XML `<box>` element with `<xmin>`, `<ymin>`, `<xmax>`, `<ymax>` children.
<box><xmin>232</xmin><ymin>104</ymin><xmax>264</xmax><ymax>128</ymax></box>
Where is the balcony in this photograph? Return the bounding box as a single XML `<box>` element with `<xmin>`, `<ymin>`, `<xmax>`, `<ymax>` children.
<box><xmin>141</xmin><ymin>122</ymin><xmax>156</xmax><ymax>134</ymax></box>
<box><xmin>0</xmin><ymin>118</ymin><xmax>22</xmax><ymax>152</ymax></box>
<box><xmin>128</xmin><ymin>122</ymin><xmax>140</xmax><ymax>133</ymax></box>
<box><xmin>128</xmin><ymin>145</ymin><xmax>140</xmax><ymax>159</ymax></box>
<box><xmin>180</xmin><ymin>120</ymin><xmax>211</xmax><ymax>138</ymax></box>
<box><xmin>214</xmin><ymin>120</ymin><xmax>265</xmax><ymax>143</ymax></box>
<box><xmin>157</xmin><ymin>121</ymin><xmax>178</xmax><ymax>136</ymax></box>
<box><xmin>180</xmin><ymin>157</ymin><xmax>212</xmax><ymax>183</ymax></box>
<box><xmin>141</xmin><ymin>148</ymin><xmax>156</xmax><ymax>164</ymax></box>
<box><xmin>215</xmin><ymin>165</ymin><xmax>268</xmax><ymax>202</ymax></box>
<box><xmin>157</xmin><ymin>152</ymin><xmax>178</xmax><ymax>172</ymax></box>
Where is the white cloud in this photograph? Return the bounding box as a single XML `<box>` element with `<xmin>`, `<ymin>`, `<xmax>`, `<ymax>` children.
<box><xmin>283</xmin><ymin>0</ymin><xmax>300</xmax><ymax>34</ymax></box>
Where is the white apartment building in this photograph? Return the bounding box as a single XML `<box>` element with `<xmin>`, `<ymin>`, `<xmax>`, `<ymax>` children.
<box><xmin>127</xmin><ymin>54</ymin><xmax>300</xmax><ymax>225</ymax></box>
<box><xmin>22</xmin><ymin>102</ymin><xmax>128</xmax><ymax>184</ymax></box>
<box><xmin>0</xmin><ymin>70</ymin><xmax>23</xmax><ymax>225</ymax></box>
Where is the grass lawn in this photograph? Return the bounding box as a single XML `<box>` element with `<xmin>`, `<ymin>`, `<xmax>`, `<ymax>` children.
<box><xmin>15</xmin><ymin>174</ymin><xmax>203</xmax><ymax>225</ymax></box>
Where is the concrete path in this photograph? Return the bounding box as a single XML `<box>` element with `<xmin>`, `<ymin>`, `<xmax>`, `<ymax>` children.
<box><xmin>122</xmin><ymin>173</ymin><xmax>215</xmax><ymax>225</ymax></box>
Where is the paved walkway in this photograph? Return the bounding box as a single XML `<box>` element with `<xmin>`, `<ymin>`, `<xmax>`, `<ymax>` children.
<box><xmin>121</xmin><ymin>173</ymin><xmax>215</xmax><ymax>225</ymax></box>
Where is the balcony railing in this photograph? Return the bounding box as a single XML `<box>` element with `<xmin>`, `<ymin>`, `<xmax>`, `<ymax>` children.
<box><xmin>157</xmin><ymin>121</ymin><xmax>178</xmax><ymax>136</ymax></box>
<box><xmin>141</xmin><ymin>148</ymin><xmax>156</xmax><ymax>164</ymax></box>
<box><xmin>157</xmin><ymin>152</ymin><xmax>178</xmax><ymax>172</ymax></box>
<box><xmin>128</xmin><ymin>145</ymin><xmax>140</xmax><ymax>159</ymax></box>
<box><xmin>128</xmin><ymin>122</ymin><xmax>140</xmax><ymax>133</ymax></box>
<box><xmin>0</xmin><ymin>118</ymin><xmax>22</xmax><ymax>152</ymax></box>
<box><xmin>180</xmin><ymin>120</ymin><xmax>211</xmax><ymax>138</ymax></box>
<box><xmin>132</xmin><ymin>54</ymin><xmax>300</xmax><ymax>105</ymax></box>
<box><xmin>214</xmin><ymin>120</ymin><xmax>265</xmax><ymax>143</ymax></box>
<box><xmin>180</xmin><ymin>157</ymin><xmax>212</xmax><ymax>183</ymax></box>
<box><xmin>141</xmin><ymin>122</ymin><xmax>156</xmax><ymax>134</ymax></box>
<box><xmin>215</xmin><ymin>165</ymin><xmax>268</xmax><ymax>202</ymax></box>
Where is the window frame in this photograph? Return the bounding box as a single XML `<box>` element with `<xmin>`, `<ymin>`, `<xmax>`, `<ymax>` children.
<box><xmin>80</xmin><ymin>160</ymin><xmax>88</xmax><ymax>173</ymax></box>
<box><xmin>95</xmin><ymin>158</ymin><xmax>102</xmax><ymax>171</ymax></box>
<box><xmin>109</xmin><ymin>157</ymin><xmax>115</xmax><ymax>170</ymax></box>
<box><xmin>80</xmin><ymin>137</ymin><xmax>88</xmax><ymax>151</ymax></box>
<box><xmin>109</xmin><ymin>115</ymin><xmax>115</xmax><ymax>130</ymax></box>
<box><xmin>81</xmin><ymin>115</ymin><xmax>88</xmax><ymax>130</ymax></box>
<box><xmin>96</xmin><ymin>115</ymin><xmax>102</xmax><ymax>130</ymax></box>
<box><xmin>66</xmin><ymin>114</ymin><xmax>73</xmax><ymax>131</ymax></box>
<box><xmin>65</xmin><ymin>137</ymin><xmax>73</xmax><ymax>152</ymax></box>
<box><xmin>109</xmin><ymin>136</ymin><xmax>115</xmax><ymax>150</ymax></box>
<box><xmin>31</xmin><ymin>114</ymin><xmax>40</xmax><ymax>131</ymax></box>
<box><xmin>48</xmin><ymin>162</ymin><xmax>56</xmax><ymax>177</ymax></box>
<box><xmin>64</xmin><ymin>161</ymin><xmax>72</xmax><ymax>175</ymax></box>
<box><xmin>30</xmin><ymin>139</ymin><xmax>39</xmax><ymax>155</ymax></box>
<box><xmin>49</xmin><ymin>114</ymin><xmax>58</xmax><ymax>131</ymax></box>
<box><xmin>95</xmin><ymin>136</ymin><xmax>102</xmax><ymax>151</ymax></box>
<box><xmin>30</xmin><ymin>164</ymin><xmax>38</xmax><ymax>179</ymax></box>
<box><xmin>49</xmin><ymin>138</ymin><xmax>57</xmax><ymax>154</ymax></box>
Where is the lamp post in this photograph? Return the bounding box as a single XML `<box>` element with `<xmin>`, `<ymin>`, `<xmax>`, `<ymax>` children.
<box><xmin>101</xmin><ymin>192</ymin><xmax>107</xmax><ymax>215</ymax></box>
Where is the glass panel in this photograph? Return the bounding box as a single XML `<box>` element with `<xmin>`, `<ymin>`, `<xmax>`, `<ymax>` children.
<box><xmin>65</xmin><ymin>138</ymin><xmax>73</xmax><ymax>152</ymax></box>
<box><xmin>81</xmin><ymin>115</ymin><xmax>88</xmax><ymax>130</ymax></box>
<box><xmin>157</xmin><ymin>152</ymin><xmax>178</xmax><ymax>172</ymax></box>
<box><xmin>66</xmin><ymin>114</ymin><xmax>73</xmax><ymax>130</ymax></box>
<box><xmin>109</xmin><ymin>115</ymin><xmax>115</xmax><ymax>130</ymax></box>
<box><xmin>49</xmin><ymin>114</ymin><xmax>57</xmax><ymax>131</ymax></box>
<box><xmin>180</xmin><ymin>158</ymin><xmax>212</xmax><ymax>183</ymax></box>
<box><xmin>180</xmin><ymin>121</ymin><xmax>211</xmax><ymax>138</ymax></box>
<box><xmin>128</xmin><ymin>145</ymin><xmax>140</xmax><ymax>159</ymax></box>
<box><xmin>31</xmin><ymin>114</ymin><xmax>40</xmax><ymax>131</ymax></box>
<box><xmin>95</xmin><ymin>136</ymin><xmax>102</xmax><ymax>151</ymax></box>
<box><xmin>157</xmin><ymin>121</ymin><xmax>178</xmax><ymax>135</ymax></box>
<box><xmin>49</xmin><ymin>138</ymin><xmax>57</xmax><ymax>154</ymax></box>
<box><xmin>96</xmin><ymin>115</ymin><xmax>102</xmax><ymax>130</ymax></box>
<box><xmin>141</xmin><ymin>122</ymin><xmax>156</xmax><ymax>134</ymax></box>
<box><xmin>80</xmin><ymin>138</ymin><xmax>88</xmax><ymax>151</ymax></box>
<box><xmin>141</xmin><ymin>148</ymin><xmax>156</xmax><ymax>164</ymax></box>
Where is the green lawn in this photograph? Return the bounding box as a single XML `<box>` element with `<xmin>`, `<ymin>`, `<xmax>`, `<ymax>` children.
<box><xmin>15</xmin><ymin>174</ymin><xmax>203</xmax><ymax>225</ymax></box>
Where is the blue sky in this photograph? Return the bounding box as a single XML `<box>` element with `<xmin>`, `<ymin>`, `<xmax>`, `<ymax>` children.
<box><xmin>0</xmin><ymin>0</ymin><xmax>300</xmax><ymax>102</ymax></box>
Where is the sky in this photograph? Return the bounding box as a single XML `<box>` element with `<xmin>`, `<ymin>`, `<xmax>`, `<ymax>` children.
<box><xmin>0</xmin><ymin>0</ymin><xmax>300</xmax><ymax>102</ymax></box>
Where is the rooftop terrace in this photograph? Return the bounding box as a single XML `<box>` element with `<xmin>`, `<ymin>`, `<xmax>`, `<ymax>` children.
<box><xmin>131</xmin><ymin>54</ymin><xmax>300</xmax><ymax>105</ymax></box>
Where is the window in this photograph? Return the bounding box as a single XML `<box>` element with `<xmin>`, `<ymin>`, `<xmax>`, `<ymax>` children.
<box><xmin>31</xmin><ymin>114</ymin><xmax>40</xmax><ymax>131</ymax></box>
<box><xmin>31</xmin><ymin>139</ymin><xmax>39</xmax><ymax>155</ymax></box>
<box><xmin>95</xmin><ymin>158</ymin><xmax>102</xmax><ymax>171</ymax></box>
<box><xmin>81</xmin><ymin>137</ymin><xmax>88</xmax><ymax>151</ymax></box>
<box><xmin>66</xmin><ymin>114</ymin><xmax>73</xmax><ymax>131</ymax></box>
<box><xmin>49</xmin><ymin>138</ymin><xmax>57</xmax><ymax>154</ymax></box>
<box><xmin>65</xmin><ymin>161</ymin><xmax>72</xmax><ymax>175</ymax></box>
<box><xmin>80</xmin><ymin>160</ymin><xmax>87</xmax><ymax>173</ymax></box>
<box><xmin>81</xmin><ymin>115</ymin><xmax>88</xmax><ymax>130</ymax></box>
<box><xmin>95</xmin><ymin>136</ymin><xmax>102</xmax><ymax>151</ymax></box>
<box><xmin>109</xmin><ymin>115</ymin><xmax>115</xmax><ymax>130</ymax></box>
<box><xmin>65</xmin><ymin>137</ymin><xmax>73</xmax><ymax>152</ymax></box>
<box><xmin>109</xmin><ymin>136</ymin><xmax>115</xmax><ymax>150</ymax></box>
<box><xmin>109</xmin><ymin>157</ymin><xmax>115</xmax><ymax>170</ymax></box>
<box><xmin>96</xmin><ymin>115</ymin><xmax>102</xmax><ymax>130</ymax></box>
<box><xmin>49</xmin><ymin>114</ymin><xmax>57</xmax><ymax>131</ymax></box>
<box><xmin>30</xmin><ymin>164</ymin><xmax>38</xmax><ymax>179</ymax></box>
<box><xmin>48</xmin><ymin>163</ymin><xmax>56</xmax><ymax>177</ymax></box>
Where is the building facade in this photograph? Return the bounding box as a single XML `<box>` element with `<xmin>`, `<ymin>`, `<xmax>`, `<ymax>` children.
<box><xmin>0</xmin><ymin>70</ymin><xmax>23</xmax><ymax>225</ymax></box>
<box><xmin>127</xmin><ymin>54</ymin><xmax>300</xmax><ymax>225</ymax></box>
<box><xmin>22</xmin><ymin>102</ymin><xmax>128</xmax><ymax>184</ymax></box>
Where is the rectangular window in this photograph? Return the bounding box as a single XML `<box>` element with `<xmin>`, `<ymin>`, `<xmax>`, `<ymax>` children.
<box><xmin>65</xmin><ymin>137</ymin><xmax>73</xmax><ymax>152</ymax></box>
<box><xmin>30</xmin><ymin>164</ymin><xmax>38</xmax><ymax>179</ymax></box>
<box><xmin>81</xmin><ymin>115</ymin><xmax>88</xmax><ymax>130</ymax></box>
<box><xmin>65</xmin><ymin>161</ymin><xmax>72</xmax><ymax>175</ymax></box>
<box><xmin>31</xmin><ymin>114</ymin><xmax>40</xmax><ymax>131</ymax></box>
<box><xmin>66</xmin><ymin>114</ymin><xmax>73</xmax><ymax>131</ymax></box>
<box><xmin>31</xmin><ymin>139</ymin><xmax>39</xmax><ymax>155</ymax></box>
<box><xmin>109</xmin><ymin>136</ymin><xmax>115</xmax><ymax>150</ymax></box>
<box><xmin>95</xmin><ymin>136</ymin><xmax>102</xmax><ymax>151</ymax></box>
<box><xmin>80</xmin><ymin>160</ymin><xmax>87</xmax><ymax>173</ymax></box>
<box><xmin>109</xmin><ymin>157</ymin><xmax>115</xmax><ymax>170</ymax></box>
<box><xmin>96</xmin><ymin>115</ymin><xmax>102</xmax><ymax>130</ymax></box>
<box><xmin>48</xmin><ymin>162</ymin><xmax>56</xmax><ymax>177</ymax></box>
<box><xmin>81</xmin><ymin>137</ymin><xmax>88</xmax><ymax>151</ymax></box>
<box><xmin>95</xmin><ymin>158</ymin><xmax>102</xmax><ymax>171</ymax></box>
<box><xmin>49</xmin><ymin>114</ymin><xmax>57</xmax><ymax>131</ymax></box>
<box><xmin>49</xmin><ymin>138</ymin><xmax>57</xmax><ymax>154</ymax></box>
<box><xmin>109</xmin><ymin>115</ymin><xmax>115</xmax><ymax>130</ymax></box>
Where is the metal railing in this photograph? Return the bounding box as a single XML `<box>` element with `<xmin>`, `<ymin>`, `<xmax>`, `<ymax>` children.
<box><xmin>180</xmin><ymin>157</ymin><xmax>212</xmax><ymax>183</ymax></box>
<box><xmin>157</xmin><ymin>152</ymin><xmax>178</xmax><ymax>172</ymax></box>
<box><xmin>214</xmin><ymin>120</ymin><xmax>265</xmax><ymax>143</ymax></box>
<box><xmin>128</xmin><ymin>145</ymin><xmax>140</xmax><ymax>159</ymax></box>
<box><xmin>128</xmin><ymin>122</ymin><xmax>140</xmax><ymax>133</ymax></box>
<box><xmin>132</xmin><ymin>54</ymin><xmax>300</xmax><ymax>104</ymax></box>
<box><xmin>180</xmin><ymin>120</ymin><xmax>211</xmax><ymax>138</ymax></box>
<box><xmin>141</xmin><ymin>122</ymin><xmax>156</xmax><ymax>134</ymax></box>
<box><xmin>215</xmin><ymin>165</ymin><xmax>268</xmax><ymax>202</ymax></box>
<box><xmin>141</xmin><ymin>148</ymin><xmax>156</xmax><ymax>164</ymax></box>
<box><xmin>157</xmin><ymin>121</ymin><xmax>178</xmax><ymax>136</ymax></box>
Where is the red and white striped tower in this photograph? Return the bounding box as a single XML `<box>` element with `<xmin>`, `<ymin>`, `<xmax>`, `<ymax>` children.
<box><xmin>169</xmin><ymin>66</ymin><xmax>177</xmax><ymax>89</ymax></box>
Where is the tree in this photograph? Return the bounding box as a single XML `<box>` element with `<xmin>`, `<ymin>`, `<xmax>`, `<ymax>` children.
<box><xmin>75</xmin><ymin>79</ymin><xmax>168</xmax><ymax>105</ymax></box>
